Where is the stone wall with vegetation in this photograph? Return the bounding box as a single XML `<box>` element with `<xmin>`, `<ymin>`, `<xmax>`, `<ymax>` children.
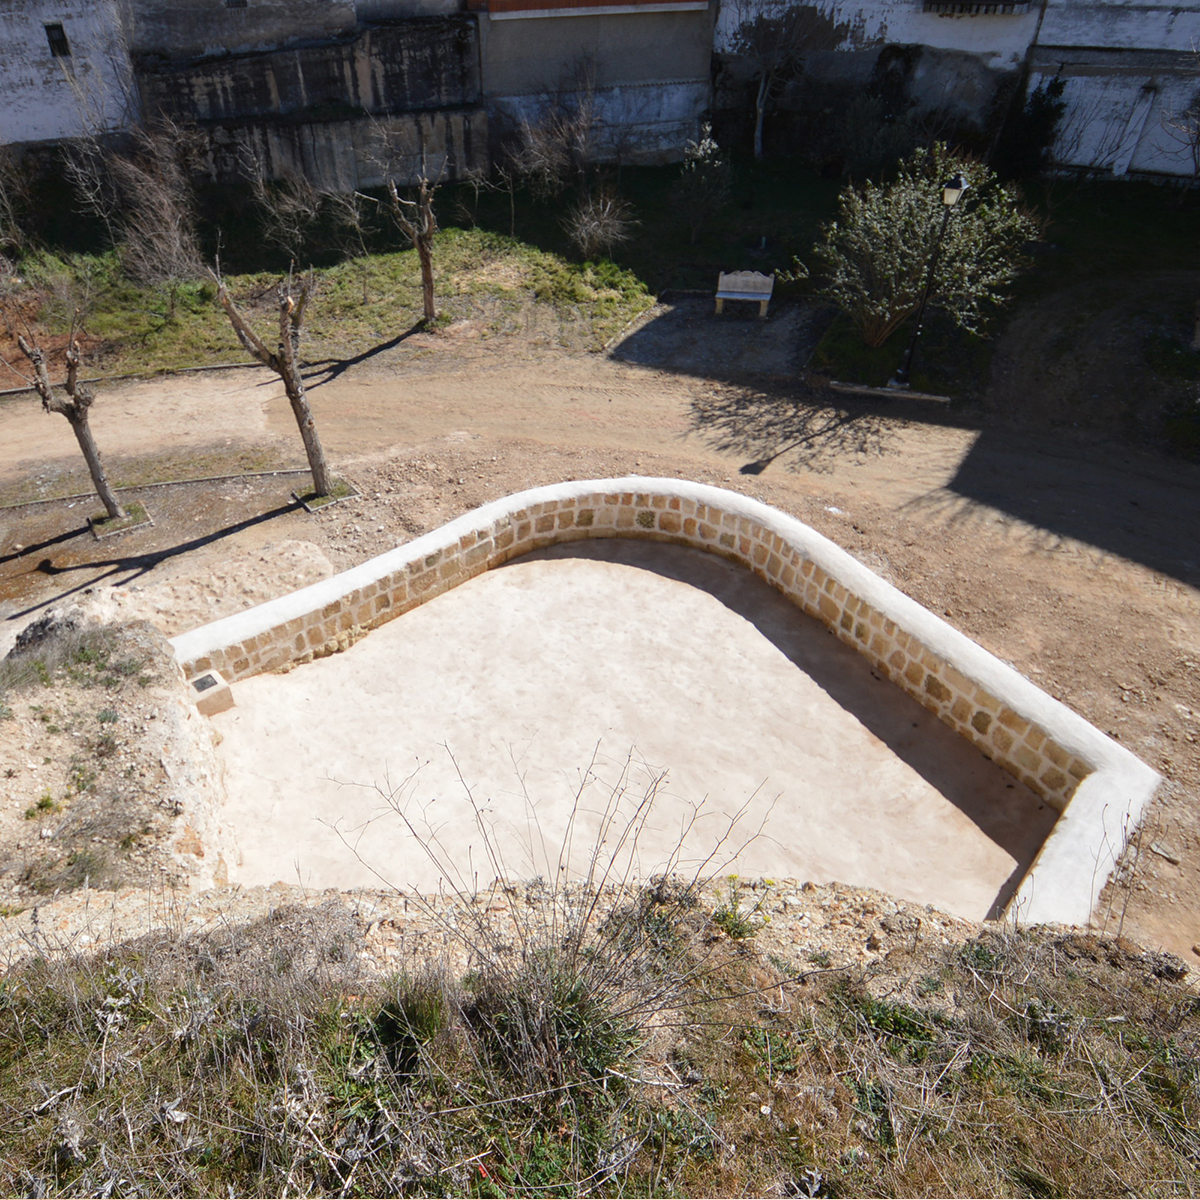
<box><xmin>170</xmin><ymin>477</ymin><xmax>1160</xmax><ymax>925</ymax></box>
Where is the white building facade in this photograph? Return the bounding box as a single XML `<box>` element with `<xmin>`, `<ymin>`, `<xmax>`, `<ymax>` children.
<box><xmin>0</xmin><ymin>0</ymin><xmax>135</xmax><ymax>145</ymax></box>
<box><xmin>3</xmin><ymin>0</ymin><xmax>1198</xmax><ymax>180</ymax></box>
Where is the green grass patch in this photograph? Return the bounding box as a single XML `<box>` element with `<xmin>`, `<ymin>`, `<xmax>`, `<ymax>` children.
<box><xmin>88</xmin><ymin>499</ymin><xmax>151</xmax><ymax>538</ymax></box>
<box><xmin>294</xmin><ymin>476</ymin><xmax>358</xmax><ymax>510</ymax></box>
<box><xmin>15</xmin><ymin>228</ymin><xmax>656</xmax><ymax>377</ymax></box>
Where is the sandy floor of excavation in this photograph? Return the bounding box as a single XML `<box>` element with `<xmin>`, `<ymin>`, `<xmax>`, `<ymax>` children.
<box><xmin>1</xmin><ymin>318</ymin><xmax>1198</xmax><ymax>960</ymax></box>
<box><xmin>211</xmin><ymin>541</ymin><xmax>1054</xmax><ymax>921</ymax></box>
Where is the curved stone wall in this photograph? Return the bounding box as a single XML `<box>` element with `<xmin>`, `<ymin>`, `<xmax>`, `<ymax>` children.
<box><xmin>170</xmin><ymin>477</ymin><xmax>1159</xmax><ymax>926</ymax></box>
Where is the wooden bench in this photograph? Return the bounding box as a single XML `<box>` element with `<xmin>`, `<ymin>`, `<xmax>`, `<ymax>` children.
<box><xmin>715</xmin><ymin>270</ymin><xmax>774</xmax><ymax>318</ymax></box>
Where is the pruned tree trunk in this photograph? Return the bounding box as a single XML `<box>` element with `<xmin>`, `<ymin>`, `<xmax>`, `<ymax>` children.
<box><xmin>276</xmin><ymin>287</ymin><xmax>333</xmax><ymax>499</ymax></box>
<box><xmin>68</xmin><ymin>412</ymin><xmax>123</xmax><ymax>519</ymax></box>
<box><xmin>416</xmin><ymin>238</ymin><xmax>435</xmax><ymax>324</ymax></box>
<box><xmin>16</xmin><ymin>330</ymin><xmax>124</xmax><ymax>520</ymax></box>
<box><xmin>387</xmin><ymin>177</ymin><xmax>438</xmax><ymax>324</ymax></box>
<box><xmin>754</xmin><ymin>74</ymin><xmax>770</xmax><ymax>163</ymax></box>
<box><xmin>215</xmin><ymin>273</ymin><xmax>334</xmax><ymax>499</ymax></box>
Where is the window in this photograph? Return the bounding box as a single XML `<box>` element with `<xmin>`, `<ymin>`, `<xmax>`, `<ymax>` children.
<box><xmin>44</xmin><ymin>22</ymin><xmax>71</xmax><ymax>57</ymax></box>
<box><xmin>225</xmin><ymin>0</ymin><xmax>248</xmax><ymax>7</ymax></box>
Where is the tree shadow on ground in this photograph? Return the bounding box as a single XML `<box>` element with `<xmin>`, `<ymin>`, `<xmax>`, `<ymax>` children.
<box><xmin>689</xmin><ymin>374</ymin><xmax>1200</xmax><ymax>590</ymax></box>
<box><xmin>0</xmin><ymin>524</ymin><xmax>91</xmax><ymax>568</ymax></box>
<box><xmin>687</xmin><ymin>378</ymin><xmax>901</xmax><ymax>474</ymax></box>
<box><xmin>610</xmin><ymin>295</ymin><xmax>833</xmax><ymax>382</ymax></box>
<box><xmin>910</xmin><ymin>432</ymin><xmax>1200</xmax><ymax>591</ymax></box>
<box><xmin>3</xmin><ymin>501</ymin><xmax>300</xmax><ymax>624</ymax></box>
<box><xmin>302</xmin><ymin>320</ymin><xmax>426</xmax><ymax>389</ymax></box>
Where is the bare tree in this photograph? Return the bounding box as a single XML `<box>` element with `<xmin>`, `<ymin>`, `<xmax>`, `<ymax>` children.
<box><xmin>3</xmin><ymin>310</ymin><xmax>124</xmax><ymax>520</ymax></box>
<box><xmin>57</xmin><ymin>114</ymin><xmax>202</xmax><ymax>320</ymax></box>
<box><xmin>109</xmin><ymin>121</ymin><xmax>203</xmax><ymax>315</ymax></box>
<box><xmin>475</xmin><ymin>161</ymin><xmax>522</xmax><ymax>238</ymax></box>
<box><xmin>325</xmin><ymin>190</ymin><xmax>377</xmax><ymax>304</ymax></box>
<box><xmin>242</xmin><ymin>158</ymin><xmax>326</xmax><ymax>266</ymax></box>
<box><xmin>55</xmin><ymin>12</ymin><xmax>199</xmax><ymax>295</ymax></box>
<box><xmin>1049</xmin><ymin>89</ymin><xmax>1133</xmax><ymax>179</ymax></box>
<box><xmin>385</xmin><ymin>177</ymin><xmax>439</xmax><ymax>324</ymax></box>
<box><xmin>213</xmin><ymin>271</ymin><xmax>334</xmax><ymax>498</ymax></box>
<box><xmin>0</xmin><ymin>148</ymin><xmax>32</xmax><ymax>259</ymax></box>
<box><xmin>728</xmin><ymin>0</ymin><xmax>846</xmax><ymax>161</ymax></box>
<box><xmin>564</xmin><ymin>188</ymin><xmax>636</xmax><ymax>259</ymax></box>
<box><xmin>511</xmin><ymin>57</ymin><xmax>600</xmax><ymax>196</ymax></box>
<box><xmin>1160</xmin><ymin>85</ymin><xmax>1200</xmax><ymax>200</ymax></box>
<box><xmin>58</xmin><ymin>15</ymin><xmax>141</xmax><ymax>253</ymax></box>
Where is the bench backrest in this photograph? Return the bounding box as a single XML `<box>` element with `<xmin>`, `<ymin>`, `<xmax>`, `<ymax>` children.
<box><xmin>717</xmin><ymin>270</ymin><xmax>775</xmax><ymax>296</ymax></box>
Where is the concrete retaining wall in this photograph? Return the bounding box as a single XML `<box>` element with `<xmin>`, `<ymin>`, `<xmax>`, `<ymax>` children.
<box><xmin>170</xmin><ymin>478</ymin><xmax>1159</xmax><ymax>926</ymax></box>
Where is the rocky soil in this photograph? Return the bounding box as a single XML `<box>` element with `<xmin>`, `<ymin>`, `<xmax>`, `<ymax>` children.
<box><xmin>0</xmin><ymin>617</ymin><xmax>231</xmax><ymax>912</ymax></box>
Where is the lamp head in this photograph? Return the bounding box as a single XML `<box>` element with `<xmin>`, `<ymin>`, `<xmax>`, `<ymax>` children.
<box><xmin>942</xmin><ymin>174</ymin><xmax>968</xmax><ymax>208</ymax></box>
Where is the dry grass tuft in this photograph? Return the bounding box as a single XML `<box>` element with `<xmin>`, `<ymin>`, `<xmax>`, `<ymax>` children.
<box><xmin>1</xmin><ymin>751</ymin><xmax>1197</xmax><ymax>1196</ymax></box>
<box><xmin>0</xmin><ymin>897</ymin><xmax>1197</xmax><ymax>1196</ymax></box>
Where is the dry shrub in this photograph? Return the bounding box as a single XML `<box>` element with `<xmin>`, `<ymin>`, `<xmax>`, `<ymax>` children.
<box><xmin>564</xmin><ymin>189</ymin><xmax>637</xmax><ymax>261</ymax></box>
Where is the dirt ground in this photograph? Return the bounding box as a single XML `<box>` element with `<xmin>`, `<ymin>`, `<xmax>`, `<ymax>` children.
<box><xmin>1</xmin><ymin>308</ymin><xmax>1198</xmax><ymax>962</ymax></box>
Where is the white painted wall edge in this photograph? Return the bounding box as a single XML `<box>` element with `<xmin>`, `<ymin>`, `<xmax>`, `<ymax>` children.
<box><xmin>170</xmin><ymin>476</ymin><xmax>1160</xmax><ymax>926</ymax></box>
<box><xmin>488</xmin><ymin>2</ymin><xmax>707</xmax><ymax>16</ymax></box>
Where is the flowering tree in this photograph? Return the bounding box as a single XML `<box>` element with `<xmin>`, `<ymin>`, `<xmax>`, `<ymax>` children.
<box><xmin>671</xmin><ymin>124</ymin><xmax>732</xmax><ymax>244</ymax></box>
<box><xmin>813</xmin><ymin>144</ymin><xmax>1041</xmax><ymax>348</ymax></box>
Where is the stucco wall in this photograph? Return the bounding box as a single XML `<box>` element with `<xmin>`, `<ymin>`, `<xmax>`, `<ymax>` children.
<box><xmin>480</xmin><ymin>7</ymin><xmax>711</xmax><ymax>159</ymax></box>
<box><xmin>130</xmin><ymin>0</ymin><xmax>357</xmax><ymax>61</ymax></box>
<box><xmin>487</xmin><ymin>80</ymin><xmax>709</xmax><ymax>162</ymax></box>
<box><xmin>202</xmin><ymin>107</ymin><xmax>487</xmax><ymax>189</ymax></box>
<box><xmin>714</xmin><ymin>0</ymin><xmax>1036</xmax><ymax>72</ymax></box>
<box><xmin>139</xmin><ymin>18</ymin><xmax>480</xmax><ymax>123</ymax></box>
<box><xmin>357</xmin><ymin>0</ymin><xmax>463</xmax><ymax>15</ymax></box>
<box><xmin>714</xmin><ymin>0</ymin><xmax>1200</xmax><ymax>176</ymax></box>
<box><xmin>1039</xmin><ymin>0</ymin><xmax>1200</xmax><ymax>54</ymax></box>
<box><xmin>1031</xmin><ymin>49</ymin><xmax>1200</xmax><ymax>178</ymax></box>
<box><xmin>132</xmin><ymin>14</ymin><xmax>485</xmax><ymax>187</ymax></box>
<box><xmin>170</xmin><ymin>478</ymin><xmax>1160</xmax><ymax>928</ymax></box>
<box><xmin>0</xmin><ymin>0</ymin><xmax>135</xmax><ymax>146</ymax></box>
<box><xmin>483</xmin><ymin>8</ymin><xmax>712</xmax><ymax>95</ymax></box>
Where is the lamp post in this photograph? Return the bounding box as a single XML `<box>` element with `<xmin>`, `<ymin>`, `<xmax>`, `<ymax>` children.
<box><xmin>889</xmin><ymin>173</ymin><xmax>968</xmax><ymax>390</ymax></box>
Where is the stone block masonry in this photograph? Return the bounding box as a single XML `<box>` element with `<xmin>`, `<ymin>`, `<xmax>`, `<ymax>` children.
<box><xmin>170</xmin><ymin>477</ymin><xmax>1159</xmax><ymax>928</ymax></box>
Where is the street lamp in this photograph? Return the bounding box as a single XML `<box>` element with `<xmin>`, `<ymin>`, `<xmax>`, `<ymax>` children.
<box><xmin>888</xmin><ymin>173</ymin><xmax>968</xmax><ymax>390</ymax></box>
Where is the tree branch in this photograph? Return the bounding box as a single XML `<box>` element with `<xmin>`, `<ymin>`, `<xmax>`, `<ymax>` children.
<box><xmin>291</xmin><ymin>272</ymin><xmax>313</xmax><ymax>334</ymax></box>
<box><xmin>16</xmin><ymin>334</ymin><xmax>69</xmax><ymax>417</ymax></box>
<box><xmin>214</xmin><ymin>275</ymin><xmax>280</xmax><ymax>371</ymax></box>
